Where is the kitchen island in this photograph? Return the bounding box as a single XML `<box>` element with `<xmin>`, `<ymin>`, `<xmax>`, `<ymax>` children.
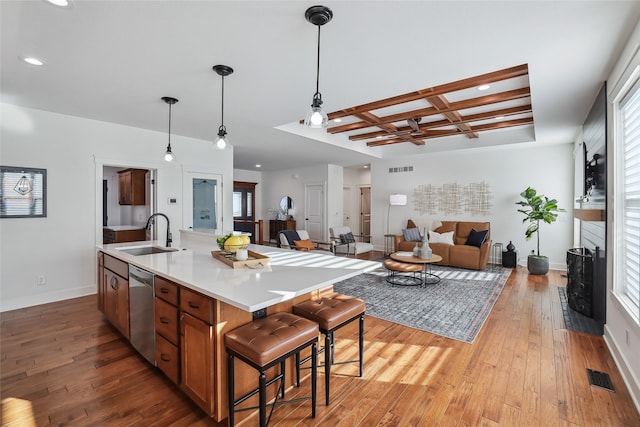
<box><xmin>97</xmin><ymin>236</ymin><xmax>379</xmax><ymax>422</ymax></box>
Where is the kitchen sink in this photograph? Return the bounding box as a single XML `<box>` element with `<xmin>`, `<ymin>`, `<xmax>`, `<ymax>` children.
<box><xmin>117</xmin><ymin>246</ymin><xmax>179</xmax><ymax>256</ymax></box>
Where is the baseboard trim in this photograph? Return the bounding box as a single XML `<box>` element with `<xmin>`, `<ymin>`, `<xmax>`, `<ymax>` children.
<box><xmin>604</xmin><ymin>324</ymin><xmax>640</xmax><ymax>414</ymax></box>
<box><xmin>0</xmin><ymin>285</ymin><xmax>96</xmax><ymax>312</ymax></box>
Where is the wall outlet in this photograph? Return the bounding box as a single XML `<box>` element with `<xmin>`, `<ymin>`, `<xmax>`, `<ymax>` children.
<box><xmin>37</xmin><ymin>275</ymin><xmax>46</xmax><ymax>286</ymax></box>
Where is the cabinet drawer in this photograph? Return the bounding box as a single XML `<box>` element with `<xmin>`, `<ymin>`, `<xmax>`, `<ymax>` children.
<box><xmin>156</xmin><ymin>333</ymin><xmax>179</xmax><ymax>384</ymax></box>
<box><xmin>155</xmin><ymin>276</ymin><xmax>179</xmax><ymax>306</ymax></box>
<box><xmin>155</xmin><ymin>298</ymin><xmax>178</xmax><ymax>345</ymax></box>
<box><xmin>180</xmin><ymin>288</ymin><xmax>214</xmax><ymax>324</ymax></box>
<box><xmin>104</xmin><ymin>254</ymin><xmax>128</xmax><ymax>279</ymax></box>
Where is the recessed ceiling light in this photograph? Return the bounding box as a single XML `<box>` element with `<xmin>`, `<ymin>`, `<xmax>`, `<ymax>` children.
<box><xmin>376</xmin><ymin>135</ymin><xmax>383</xmax><ymax>139</ymax></box>
<box><xmin>333</xmin><ymin>118</ymin><xmax>342</xmax><ymax>123</ymax></box>
<box><xmin>255</xmin><ymin>164</ymin><xmax>261</xmax><ymax>168</ymax></box>
<box><xmin>22</xmin><ymin>57</ymin><xmax>44</xmax><ymax>66</ymax></box>
<box><xmin>478</xmin><ymin>84</ymin><xmax>490</xmax><ymax>91</ymax></box>
<box><xmin>45</xmin><ymin>0</ymin><xmax>71</xmax><ymax>7</ymax></box>
<box><xmin>495</xmin><ymin>115</ymin><xmax>504</xmax><ymax>120</ymax></box>
<box><xmin>363</xmin><ymin>165</ymin><xmax>369</xmax><ymax>169</ymax></box>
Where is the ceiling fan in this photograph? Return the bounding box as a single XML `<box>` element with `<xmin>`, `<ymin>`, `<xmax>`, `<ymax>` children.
<box><xmin>407</xmin><ymin>117</ymin><xmax>422</xmax><ymax>133</ymax></box>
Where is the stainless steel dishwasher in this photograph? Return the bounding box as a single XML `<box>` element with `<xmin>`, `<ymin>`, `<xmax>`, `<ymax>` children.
<box><xmin>129</xmin><ymin>265</ymin><xmax>155</xmax><ymax>365</ymax></box>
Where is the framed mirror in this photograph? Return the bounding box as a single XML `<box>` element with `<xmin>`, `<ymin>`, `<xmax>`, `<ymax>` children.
<box><xmin>279</xmin><ymin>196</ymin><xmax>292</xmax><ymax>214</ymax></box>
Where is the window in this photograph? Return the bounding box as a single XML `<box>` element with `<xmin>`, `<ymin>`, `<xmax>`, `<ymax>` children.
<box><xmin>615</xmin><ymin>74</ymin><xmax>640</xmax><ymax>323</ymax></box>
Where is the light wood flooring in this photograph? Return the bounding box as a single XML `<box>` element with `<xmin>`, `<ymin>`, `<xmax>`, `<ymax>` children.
<box><xmin>1</xmin><ymin>267</ymin><xmax>639</xmax><ymax>426</ymax></box>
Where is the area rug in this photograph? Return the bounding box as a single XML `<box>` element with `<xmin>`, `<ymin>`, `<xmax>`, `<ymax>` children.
<box><xmin>557</xmin><ymin>287</ymin><xmax>604</xmax><ymax>336</ymax></box>
<box><xmin>333</xmin><ymin>264</ymin><xmax>510</xmax><ymax>343</ymax></box>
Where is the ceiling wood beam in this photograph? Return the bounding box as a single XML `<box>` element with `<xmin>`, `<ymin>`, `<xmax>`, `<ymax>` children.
<box><xmin>327</xmin><ymin>64</ymin><xmax>529</xmax><ymax>120</ymax></box>
<box><xmin>425</xmin><ymin>94</ymin><xmax>479</xmax><ymax>139</ymax></box>
<box><xmin>329</xmin><ymin>87</ymin><xmax>530</xmax><ymax>134</ymax></box>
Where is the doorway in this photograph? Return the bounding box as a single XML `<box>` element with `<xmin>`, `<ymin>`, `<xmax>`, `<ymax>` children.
<box><xmin>304</xmin><ymin>183</ymin><xmax>325</xmax><ymax>241</ymax></box>
<box><xmin>360</xmin><ymin>186</ymin><xmax>371</xmax><ymax>242</ymax></box>
<box><xmin>233</xmin><ymin>181</ymin><xmax>257</xmax><ymax>242</ymax></box>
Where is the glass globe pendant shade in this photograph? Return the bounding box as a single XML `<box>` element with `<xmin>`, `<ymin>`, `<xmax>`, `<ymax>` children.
<box><xmin>304</xmin><ymin>94</ymin><xmax>328</xmax><ymax>128</ymax></box>
<box><xmin>164</xmin><ymin>145</ymin><xmax>175</xmax><ymax>162</ymax></box>
<box><xmin>215</xmin><ymin>126</ymin><xmax>229</xmax><ymax>150</ymax></box>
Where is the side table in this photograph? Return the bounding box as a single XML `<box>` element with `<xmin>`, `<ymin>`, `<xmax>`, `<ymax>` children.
<box><xmin>502</xmin><ymin>250</ymin><xmax>518</xmax><ymax>268</ymax></box>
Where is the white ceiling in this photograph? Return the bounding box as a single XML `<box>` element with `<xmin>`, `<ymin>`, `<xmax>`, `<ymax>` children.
<box><xmin>2</xmin><ymin>1</ymin><xmax>639</xmax><ymax>171</ymax></box>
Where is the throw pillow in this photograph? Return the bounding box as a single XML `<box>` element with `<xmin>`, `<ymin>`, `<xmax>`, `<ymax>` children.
<box><xmin>428</xmin><ymin>230</ymin><xmax>455</xmax><ymax>245</ymax></box>
<box><xmin>465</xmin><ymin>228</ymin><xmax>489</xmax><ymax>247</ymax></box>
<box><xmin>402</xmin><ymin>228</ymin><xmax>422</xmax><ymax>242</ymax></box>
<box><xmin>294</xmin><ymin>239</ymin><xmax>316</xmax><ymax>251</ymax></box>
<box><xmin>339</xmin><ymin>232</ymin><xmax>356</xmax><ymax>243</ymax></box>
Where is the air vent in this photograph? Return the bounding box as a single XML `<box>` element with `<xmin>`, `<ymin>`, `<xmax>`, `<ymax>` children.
<box><xmin>389</xmin><ymin>166</ymin><xmax>413</xmax><ymax>173</ymax></box>
<box><xmin>586</xmin><ymin>368</ymin><xmax>615</xmax><ymax>392</ymax></box>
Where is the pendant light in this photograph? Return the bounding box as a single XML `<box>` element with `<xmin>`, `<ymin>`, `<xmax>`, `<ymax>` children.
<box><xmin>304</xmin><ymin>5</ymin><xmax>333</xmax><ymax>128</ymax></box>
<box><xmin>161</xmin><ymin>96</ymin><xmax>178</xmax><ymax>162</ymax></box>
<box><xmin>213</xmin><ymin>64</ymin><xmax>234</xmax><ymax>150</ymax></box>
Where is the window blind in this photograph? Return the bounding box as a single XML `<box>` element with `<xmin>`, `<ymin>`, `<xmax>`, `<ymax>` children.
<box><xmin>620</xmin><ymin>78</ymin><xmax>640</xmax><ymax>320</ymax></box>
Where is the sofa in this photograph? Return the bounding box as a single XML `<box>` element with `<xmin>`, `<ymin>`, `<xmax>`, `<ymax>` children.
<box><xmin>394</xmin><ymin>220</ymin><xmax>491</xmax><ymax>270</ymax></box>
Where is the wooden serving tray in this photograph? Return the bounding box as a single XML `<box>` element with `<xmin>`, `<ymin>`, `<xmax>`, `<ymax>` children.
<box><xmin>211</xmin><ymin>250</ymin><xmax>271</xmax><ymax>269</ymax></box>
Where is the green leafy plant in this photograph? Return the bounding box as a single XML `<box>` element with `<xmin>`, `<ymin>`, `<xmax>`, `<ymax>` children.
<box><xmin>216</xmin><ymin>232</ymin><xmax>233</xmax><ymax>250</ymax></box>
<box><xmin>516</xmin><ymin>186</ymin><xmax>565</xmax><ymax>257</ymax></box>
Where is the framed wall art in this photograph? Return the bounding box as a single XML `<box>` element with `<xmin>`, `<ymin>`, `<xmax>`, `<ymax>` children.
<box><xmin>0</xmin><ymin>166</ymin><xmax>47</xmax><ymax>218</ymax></box>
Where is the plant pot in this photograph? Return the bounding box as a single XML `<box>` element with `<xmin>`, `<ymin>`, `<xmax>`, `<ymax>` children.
<box><xmin>527</xmin><ymin>255</ymin><xmax>549</xmax><ymax>275</ymax></box>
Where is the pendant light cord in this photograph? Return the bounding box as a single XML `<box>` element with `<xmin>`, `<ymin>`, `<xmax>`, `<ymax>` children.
<box><xmin>220</xmin><ymin>75</ymin><xmax>225</xmax><ymax>129</ymax></box>
<box><xmin>168</xmin><ymin>102</ymin><xmax>172</xmax><ymax>146</ymax></box>
<box><xmin>315</xmin><ymin>25</ymin><xmax>321</xmax><ymax>96</ymax></box>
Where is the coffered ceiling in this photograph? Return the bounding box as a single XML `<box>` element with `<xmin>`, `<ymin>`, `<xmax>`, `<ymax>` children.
<box><xmin>1</xmin><ymin>1</ymin><xmax>639</xmax><ymax>171</ymax></box>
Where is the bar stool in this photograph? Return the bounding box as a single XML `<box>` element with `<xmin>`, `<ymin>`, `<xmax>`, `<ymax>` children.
<box><xmin>225</xmin><ymin>312</ymin><xmax>318</xmax><ymax>427</ymax></box>
<box><xmin>293</xmin><ymin>293</ymin><xmax>366</xmax><ymax>405</ymax></box>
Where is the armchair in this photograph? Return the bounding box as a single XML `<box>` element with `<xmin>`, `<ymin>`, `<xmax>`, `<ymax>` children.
<box><xmin>277</xmin><ymin>230</ymin><xmax>334</xmax><ymax>253</ymax></box>
<box><xmin>329</xmin><ymin>226</ymin><xmax>374</xmax><ymax>256</ymax></box>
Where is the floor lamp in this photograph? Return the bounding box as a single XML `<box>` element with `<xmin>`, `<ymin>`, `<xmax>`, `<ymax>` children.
<box><xmin>387</xmin><ymin>193</ymin><xmax>407</xmax><ymax>236</ymax></box>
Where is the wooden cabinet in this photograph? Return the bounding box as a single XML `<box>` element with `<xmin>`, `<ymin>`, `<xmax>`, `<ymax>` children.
<box><xmin>180</xmin><ymin>287</ymin><xmax>215</xmax><ymax>417</ymax></box>
<box><xmin>155</xmin><ymin>277</ymin><xmax>180</xmax><ymax>384</ymax></box>
<box><xmin>269</xmin><ymin>219</ymin><xmax>296</xmax><ymax>242</ymax></box>
<box><xmin>103</xmin><ymin>254</ymin><xmax>130</xmax><ymax>339</ymax></box>
<box><xmin>97</xmin><ymin>252</ymin><xmax>105</xmax><ymax>313</ymax></box>
<box><xmin>118</xmin><ymin>168</ymin><xmax>147</xmax><ymax>205</ymax></box>
<box><xmin>103</xmin><ymin>228</ymin><xmax>146</xmax><ymax>244</ymax></box>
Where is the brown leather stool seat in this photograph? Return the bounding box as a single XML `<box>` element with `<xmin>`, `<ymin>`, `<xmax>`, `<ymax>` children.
<box><xmin>225</xmin><ymin>312</ymin><xmax>318</xmax><ymax>427</ymax></box>
<box><xmin>293</xmin><ymin>294</ymin><xmax>366</xmax><ymax>405</ymax></box>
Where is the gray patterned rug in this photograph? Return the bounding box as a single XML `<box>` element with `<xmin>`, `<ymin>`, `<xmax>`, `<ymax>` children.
<box><xmin>333</xmin><ymin>264</ymin><xmax>511</xmax><ymax>343</ymax></box>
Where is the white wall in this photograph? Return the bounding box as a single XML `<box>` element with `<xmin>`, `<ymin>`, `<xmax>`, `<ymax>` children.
<box><xmin>370</xmin><ymin>142</ymin><xmax>575</xmax><ymax>270</ymax></box>
<box><xmin>0</xmin><ymin>103</ymin><xmax>233</xmax><ymax>311</ymax></box>
<box><xmin>603</xmin><ymin>20</ymin><xmax>640</xmax><ymax>411</ymax></box>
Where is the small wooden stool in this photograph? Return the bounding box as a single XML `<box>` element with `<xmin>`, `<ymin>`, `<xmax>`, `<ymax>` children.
<box><xmin>293</xmin><ymin>294</ymin><xmax>366</xmax><ymax>405</ymax></box>
<box><xmin>225</xmin><ymin>312</ymin><xmax>319</xmax><ymax>427</ymax></box>
<box><xmin>383</xmin><ymin>259</ymin><xmax>423</xmax><ymax>286</ymax></box>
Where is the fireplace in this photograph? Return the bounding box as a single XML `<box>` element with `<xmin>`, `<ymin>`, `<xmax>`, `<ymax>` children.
<box><xmin>566</xmin><ymin>248</ymin><xmax>594</xmax><ymax>317</ymax></box>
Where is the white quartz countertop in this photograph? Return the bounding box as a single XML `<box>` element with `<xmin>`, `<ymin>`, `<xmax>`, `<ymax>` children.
<box><xmin>98</xmin><ymin>239</ymin><xmax>381</xmax><ymax>312</ymax></box>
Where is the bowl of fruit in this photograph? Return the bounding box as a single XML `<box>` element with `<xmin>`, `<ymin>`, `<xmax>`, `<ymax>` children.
<box><xmin>216</xmin><ymin>232</ymin><xmax>250</xmax><ymax>253</ymax></box>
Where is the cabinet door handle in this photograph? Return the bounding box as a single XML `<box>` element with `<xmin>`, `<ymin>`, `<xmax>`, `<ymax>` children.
<box><xmin>110</xmin><ymin>276</ymin><xmax>117</xmax><ymax>290</ymax></box>
<box><xmin>188</xmin><ymin>301</ymin><xmax>200</xmax><ymax>309</ymax></box>
<box><xmin>160</xmin><ymin>288</ymin><xmax>170</xmax><ymax>294</ymax></box>
<box><xmin>160</xmin><ymin>317</ymin><xmax>170</xmax><ymax>324</ymax></box>
<box><xmin>160</xmin><ymin>354</ymin><xmax>171</xmax><ymax>362</ymax></box>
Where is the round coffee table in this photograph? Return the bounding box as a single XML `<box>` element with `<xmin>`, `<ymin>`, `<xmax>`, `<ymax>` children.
<box><xmin>390</xmin><ymin>252</ymin><xmax>443</xmax><ymax>285</ymax></box>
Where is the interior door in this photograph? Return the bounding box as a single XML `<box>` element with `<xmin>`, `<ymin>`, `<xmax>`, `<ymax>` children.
<box><xmin>304</xmin><ymin>184</ymin><xmax>324</xmax><ymax>241</ymax></box>
<box><xmin>183</xmin><ymin>171</ymin><xmax>223</xmax><ymax>233</ymax></box>
<box><xmin>360</xmin><ymin>186</ymin><xmax>371</xmax><ymax>242</ymax></box>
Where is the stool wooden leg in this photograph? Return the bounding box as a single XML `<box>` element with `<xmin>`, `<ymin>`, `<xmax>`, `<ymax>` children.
<box><xmin>359</xmin><ymin>314</ymin><xmax>364</xmax><ymax>377</ymax></box>
<box><xmin>324</xmin><ymin>332</ymin><xmax>331</xmax><ymax>405</ymax></box>
<box><xmin>311</xmin><ymin>342</ymin><xmax>317</xmax><ymax>417</ymax></box>
<box><xmin>228</xmin><ymin>353</ymin><xmax>235</xmax><ymax>427</ymax></box>
<box><xmin>259</xmin><ymin>370</ymin><xmax>267</xmax><ymax>427</ymax></box>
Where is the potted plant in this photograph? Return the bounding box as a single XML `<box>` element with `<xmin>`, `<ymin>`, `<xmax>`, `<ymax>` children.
<box><xmin>516</xmin><ymin>186</ymin><xmax>565</xmax><ymax>275</ymax></box>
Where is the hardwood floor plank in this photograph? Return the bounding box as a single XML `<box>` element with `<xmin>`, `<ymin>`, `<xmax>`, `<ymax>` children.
<box><xmin>1</xmin><ymin>267</ymin><xmax>639</xmax><ymax>426</ymax></box>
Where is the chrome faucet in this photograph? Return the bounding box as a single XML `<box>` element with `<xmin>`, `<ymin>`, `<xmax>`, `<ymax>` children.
<box><xmin>145</xmin><ymin>213</ymin><xmax>172</xmax><ymax>247</ymax></box>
